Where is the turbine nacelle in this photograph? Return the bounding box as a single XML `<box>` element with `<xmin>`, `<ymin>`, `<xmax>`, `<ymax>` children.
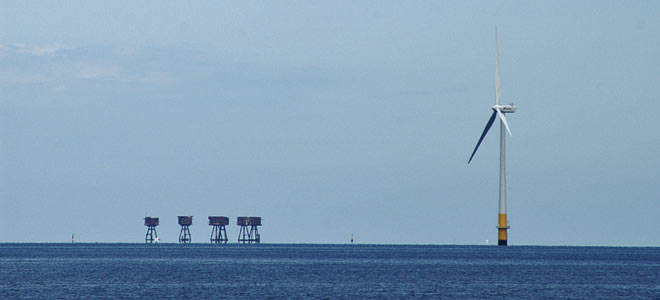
<box><xmin>492</xmin><ymin>104</ymin><xmax>517</xmax><ymax>114</ymax></box>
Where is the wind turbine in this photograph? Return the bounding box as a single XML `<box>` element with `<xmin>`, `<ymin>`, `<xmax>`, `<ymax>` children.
<box><xmin>468</xmin><ymin>27</ymin><xmax>517</xmax><ymax>246</ymax></box>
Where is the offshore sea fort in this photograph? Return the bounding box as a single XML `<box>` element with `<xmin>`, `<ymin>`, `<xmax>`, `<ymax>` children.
<box><xmin>1</xmin><ymin>244</ymin><xmax>659</xmax><ymax>299</ymax></box>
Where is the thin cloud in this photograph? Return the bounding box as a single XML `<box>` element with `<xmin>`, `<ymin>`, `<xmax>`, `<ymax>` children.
<box><xmin>1</xmin><ymin>43</ymin><xmax>71</xmax><ymax>56</ymax></box>
<box><xmin>75</xmin><ymin>62</ymin><xmax>120</xmax><ymax>79</ymax></box>
<box><xmin>136</xmin><ymin>72</ymin><xmax>176</xmax><ymax>85</ymax></box>
<box><xmin>0</xmin><ymin>72</ymin><xmax>52</xmax><ymax>85</ymax></box>
<box><xmin>0</xmin><ymin>44</ymin><xmax>179</xmax><ymax>87</ymax></box>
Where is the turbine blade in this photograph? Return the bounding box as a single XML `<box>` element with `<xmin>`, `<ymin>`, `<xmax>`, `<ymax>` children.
<box><xmin>496</xmin><ymin>108</ymin><xmax>513</xmax><ymax>136</ymax></box>
<box><xmin>468</xmin><ymin>110</ymin><xmax>497</xmax><ymax>164</ymax></box>
<box><xmin>495</xmin><ymin>26</ymin><xmax>502</xmax><ymax>105</ymax></box>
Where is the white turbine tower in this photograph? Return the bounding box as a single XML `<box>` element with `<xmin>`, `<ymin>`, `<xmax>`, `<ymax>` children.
<box><xmin>468</xmin><ymin>27</ymin><xmax>517</xmax><ymax>246</ymax></box>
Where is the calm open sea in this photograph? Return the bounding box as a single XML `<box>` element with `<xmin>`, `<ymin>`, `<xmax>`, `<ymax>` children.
<box><xmin>1</xmin><ymin>244</ymin><xmax>659</xmax><ymax>299</ymax></box>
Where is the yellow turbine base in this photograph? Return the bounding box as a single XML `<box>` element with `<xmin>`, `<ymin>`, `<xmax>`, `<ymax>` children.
<box><xmin>498</xmin><ymin>214</ymin><xmax>507</xmax><ymax>246</ymax></box>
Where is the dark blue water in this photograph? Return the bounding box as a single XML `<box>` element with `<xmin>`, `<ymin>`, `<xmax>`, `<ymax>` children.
<box><xmin>1</xmin><ymin>244</ymin><xmax>659</xmax><ymax>299</ymax></box>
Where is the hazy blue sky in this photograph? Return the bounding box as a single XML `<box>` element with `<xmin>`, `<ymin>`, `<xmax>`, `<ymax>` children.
<box><xmin>1</xmin><ymin>1</ymin><xmax>659</xmax><ymax>245</ymax></box>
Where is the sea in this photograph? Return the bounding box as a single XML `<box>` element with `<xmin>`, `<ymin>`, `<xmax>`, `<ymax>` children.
<box><xmin>1</xmin><ymin>244</ymin><xmax>659</xmax><ymax>299</ymax></box>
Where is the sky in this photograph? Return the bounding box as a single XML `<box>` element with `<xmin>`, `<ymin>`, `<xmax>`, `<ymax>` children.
<box><xmin>1</xmin><ymin>1</ymin><xmax>659</xmax><ymax>246</ymax></box>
